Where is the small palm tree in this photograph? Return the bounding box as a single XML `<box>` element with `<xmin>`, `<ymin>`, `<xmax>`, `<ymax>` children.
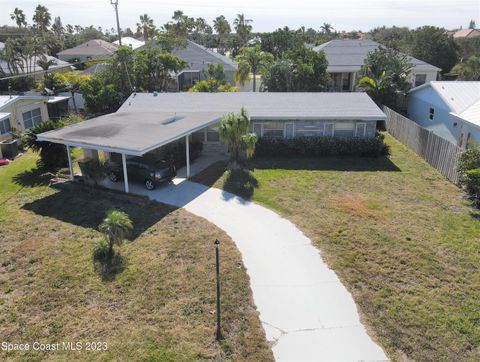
<box><xmin>99</xmin><ymin>210</ymin><xmax>133</xmax><ymax>257</ymax></box>
<box><xmin>219</xmin><ymin>108</ymin><xmax>257</xmax><ymax>170</ymax></box>
<box><xmin>235</xmin><ymin>45</ymin><xmax>273</xmax><ymax>92</ymax></box>
<box><xmin>320</xmin><ymin>23</ymin><xmax>333</xmax><ymax>34</ymax></box>
<box><xmin>37</xmin><ymin>56</ymin><xmax>57</xmax><ymax>71</ymax></box>
<box><xmin>136</xmin><ymin>14</ymin><xmax>156</xmax><ymax>41</ymax></box>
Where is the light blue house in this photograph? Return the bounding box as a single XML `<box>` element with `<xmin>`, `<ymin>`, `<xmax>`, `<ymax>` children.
<box><xmin>408</xmin><ymin>81</ymin><xmax>480</xmax><ymax>148</ymax></box>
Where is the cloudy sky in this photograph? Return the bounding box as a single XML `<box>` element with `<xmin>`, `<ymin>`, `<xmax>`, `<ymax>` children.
<box><xmin>1</xmin><ymin>0</ymin><xmax>478</xmax><ymax>33</ymax></box>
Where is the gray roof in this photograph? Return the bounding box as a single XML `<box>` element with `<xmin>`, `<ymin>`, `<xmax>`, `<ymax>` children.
<box><xmin>314</xmin><ymin>39</ymin><xmax>441</xmax><ymax>73</ymax></box>
<box><xmin>139</xmin><ymin>40</ymin><xmax>237</xmax><ymax>73</ymax></box>
<box><xmin>78</xmin><ymin>63</ymin><xmax>107</xmax><ymax>76</ymax></box>
<box><xmin>0</xmin><ymin>54</ymin><xmax>71</xmax><ymax>75</ymax></box>
<box><xmin>57</xmin><ymin>39</ymin><xmax>118</xmax><ymax>58</ymax></box>
<box><xmin>38</xmin><ymin>92</ymin><xmax>385</xmax><ymax>156</ymax></box>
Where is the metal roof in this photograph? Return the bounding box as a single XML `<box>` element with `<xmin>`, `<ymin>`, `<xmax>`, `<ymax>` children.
<box><xmin>313</xmin><ymin>39</ymin><xmax>441</xmax><ymax>73</ymax></box>
<box><xmin>0</xmin><ymin>112</ymin><xmax>10</xmax><ymax>121</ymax></box>
<box><xmin>0</xmin><ymin>95</ymin><xmax>50</xmax><ymax>111</ymax></box>
<box><xmin>0</xmin><ymin>54</ymin><xmax>72</xmax><ymax>75</ymax></box>
<box><xmin>113</xmin><ymin>37</ymin><xmax>145</xmax><ymax>50</ymax></box>
<box><xmin>38</xmin><ymin>92</ymin><xmax>385</xmax><ymax>156</ymax></box>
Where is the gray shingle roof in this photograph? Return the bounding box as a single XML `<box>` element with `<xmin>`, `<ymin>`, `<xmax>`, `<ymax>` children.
<box><xmin>57</xmin><ymin>39</ymin><xmax>118</xmax><ymax>57</ymax></box>
<box><xmin>138</xmin><ymin>40</ymin><xmax>237</xmax><ymax>72</ymax></box>
<box><xmin>314</xmin><ymin>39</ymin><xmax>441</xmax><ymax>73</ymax></box>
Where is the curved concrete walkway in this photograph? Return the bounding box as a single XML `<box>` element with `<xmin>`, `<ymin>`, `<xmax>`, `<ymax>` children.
<box><xmin>117</xmin><ymin>179</ymin><xmax>388</xmax><ymax>361</ymax></box>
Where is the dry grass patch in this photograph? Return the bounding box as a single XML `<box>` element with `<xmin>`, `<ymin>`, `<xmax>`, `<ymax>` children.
<box><xmin>193</xmin><ymin>134</ymin><xmax>480</xmax><ymax>361</ymax></box>
<box><xmin>0</xmin><ymin>154</ymin><xmax>273</xmax><ymax>362</ymax></box>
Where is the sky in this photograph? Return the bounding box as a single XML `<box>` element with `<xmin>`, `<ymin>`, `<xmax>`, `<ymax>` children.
<box><xmin>0</xmin><ymin>0</ymin><xmax>479</xmax><ymax>33</ymax></box>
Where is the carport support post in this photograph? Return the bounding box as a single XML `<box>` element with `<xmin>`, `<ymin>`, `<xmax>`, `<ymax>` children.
<box><xmin>185</xmin><ymin>135</ymin><xmax>190</xmax><ymax>178</ymax></box>
<box><xmin>66</xmin><ymin>145</ymin><xmax>74</xmax><ymax>180</ymax></box>
<box><xmin>122</xmin><ymin>153</ymin><xmax>129</xmax><ymax>193</ymax></box>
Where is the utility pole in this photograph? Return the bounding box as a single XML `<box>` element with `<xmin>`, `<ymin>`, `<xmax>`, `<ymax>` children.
<box><xmin>110</xmin><ymin>0</ymin><xmax>122</xmax><ymax>46</ymax></box>
<box><xmin>214</xmin><ymin>239</ymin><xmax>223</xmax><ymax>341</ymax></box>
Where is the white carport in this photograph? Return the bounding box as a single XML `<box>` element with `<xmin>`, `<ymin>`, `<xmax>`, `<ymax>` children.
<box><xmin>37</xmin><ymin>110</ymin><xmax>223</xmax><ymax>193</ymax></box>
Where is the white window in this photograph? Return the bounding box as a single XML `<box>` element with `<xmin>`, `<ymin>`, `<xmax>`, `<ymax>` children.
<box><xmin>285</xmin><ymin>123</ymin><xmax>294</xmax><ymax>139</ymax></box>
<box><xmin>415</xmin><ymin>74</ymin><xmax>427</xmax><ymax>87</ymax></box>
<box><xmin>262</xmin><ymin>121</ymin><xmax>284</xmax><ymax>138</ymax></box>
<box><xmin>23</xmin><ymin>108</ymin><xmax>42</xmax><ymax>129</ymax></box>
<box><xmin>325</xmin><ymin>123</ymin><xmax>335</xmax><ymax>137</ymax></box>
<box><xmin>0</xmin><ymin>118</ymin><xmax>11</xmax><ymax>135</ymax></box>
<box><xmin>355</xmin><ymin>122</ymin><xmax>367</xmax><ymax>137</ymax></box>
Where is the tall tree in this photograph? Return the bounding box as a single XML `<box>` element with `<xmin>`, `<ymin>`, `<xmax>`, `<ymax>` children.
<box><xmin>451</xmin><ymin>55</ymin><xmax>480</xmax><ymax>80</ymax></box>
<box><xmin>32</xmin><ymin>5</ymin><xmax>51</xmax><ymax>33</ymax></box>
<box><xmin>357</xmin><ymin>47</ymin><xmax>412</xmax><ymax>108</ymax></box>
<box><xmin>410</xmin><ymin>26</ymin><xmax>458</xmax><ymax>73</ymax></box>
<box><xmin>10</xmin><ymin>8</ymin><xmax>27</xmax><ymax>29</ymax></box>
<box><xmin>213</xmin><ymin>15</ymin><xmax>231</xmax><ymax>54</ymax></box>
<box><xmin>163</xmin><ymin>10</ymin><xmax>194</xmax><ymax>40</ymax></box>
<box><xmin>136</xmin><ymin>14</ymin><xmax>156</xmax><ymax>41</ymax></box>
<box><xmin>233</xmin><ymin>14</ymin><xmax>253</xmax><ymax>48</ymax></box>
<box><xmin>260</xmin><ymin>27</ymin><xmax>304</xmax><ymax>58</ymax></box>
<box><xmin>235</xmin><ymin>45</ymin><xmax>273</xmax><ymax>92</ymax></box>
<box><xmin>51</xmin><ymin>16</ymin><xmax>64</xmax><ymax>36</ymax></box>
<box><xmin>469</xmin><ymin>20</ymin><xmax>476</xmax><ymax>29</ymax></box>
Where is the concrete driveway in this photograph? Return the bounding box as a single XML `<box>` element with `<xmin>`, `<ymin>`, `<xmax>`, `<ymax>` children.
<box><xmin>114</xmin><ymin>178</ymin><xmax>388</xmax><ymax>361</ymax></box>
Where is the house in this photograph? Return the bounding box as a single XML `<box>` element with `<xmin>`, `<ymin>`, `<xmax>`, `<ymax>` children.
<box><xmin>57</xmin><ymin>39</ymin><xmax>118</xmax><ymax>62</ymax></box>
<box><xmin>37</xmin><ymin>92</ymin><xmax>386</xmax><ymax>191</ymax></box>
<box><xmin>113</xmin><ymin>37</ymin><xmax>145</xmax><ymax>50</ymax></box>
<box><xmin>450</xmin><ymin>29</ymin><xmax>480</xmax><ymax>38</ymax></box>
<box><xmin>313</xmin><ymin>39</ymin><xmax>441</xmax><ymax>92</ymax></box>
<box><xmin>408</xmin><ymin>81</ymin><xmax>480</xmax><ymax>147</ymax></box>
<box><xmin>0</xmin><ymin>94</ymin><xmax>69</xmax><ymax>158</ymax></box>
<box><xmin>138</xmin><ymin>40</ymin><xmax>238</xmax><ymax>91</ymax></box>
<box><xmin>0</xmin><ymin>42</ymin><xmax>72</xmax><ymax>78</ymax></box>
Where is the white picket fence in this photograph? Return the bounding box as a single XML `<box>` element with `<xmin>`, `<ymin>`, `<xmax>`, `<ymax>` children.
<box><xmin>383</xmin><ymin>106</ymin><xmax>462</xmax><ymax>184</ymax></box>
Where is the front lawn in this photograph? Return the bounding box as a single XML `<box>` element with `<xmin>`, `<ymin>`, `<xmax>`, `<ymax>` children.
<box><xmin>193</xmin><ymin>134</ymin><xmax>480</xmax><ymax>361</ymax></box>
<box><xmin>0</xmin><ymin>153</ymin><xmax>273</xmax><ymax>361</ymax></box>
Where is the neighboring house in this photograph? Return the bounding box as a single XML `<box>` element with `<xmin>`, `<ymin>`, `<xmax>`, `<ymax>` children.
<box><xmin>113</xmin><ymin>37</ymin><xmax>145</xmax><ymax>50</ymax></box>
<box><xmin>313</xmin><ymin>39</ymin><xmax>441</xmax><ymax>92</ymax></box>
<box><xmin>0</xmin><ymin>42</ymin><xmax>72</xmax><ymax>78</ymax></box>
<box><xmin>138</xmin><ymin>40</ymin><xmax>238</xmax><ymax>91</ymax></box>
<box><xmin>57</xmin><ymin>39</ymin><xmax>118</xmax><ymax>62</ymax></box>
<box><xmin>0</xmin><ymin>95</ymin><xmax>69</xmax><ymax>142</ymax></box>
<box><xmin>78</xmin><ymin>63</ymin><xmax>107</xmax><ymax>76</ymax></box>
<box><xmin>449</xmin><ymin>29</ymin><xmax>480</xmax><ymax>38</ymax></box>
<box><xmin>408</xmin><ymin>81</ymin><xmax>480</xmax><ymax>147</ymax></box>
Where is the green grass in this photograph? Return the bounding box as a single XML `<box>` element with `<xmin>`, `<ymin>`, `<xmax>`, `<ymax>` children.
<box><xmin>0</xmin><ymin>153</ymin><xmax>273</xmax><ymax>361</ymax></box>
<box><xmin>193</xmin><ymin>134</ymin><xmax>480</xmax><ymax>361</ymax></box>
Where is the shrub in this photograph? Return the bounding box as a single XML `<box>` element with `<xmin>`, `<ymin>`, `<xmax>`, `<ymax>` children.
<box><xmin>458</xmin><ymin>145</ymin><xmax>480</xmax><ymax>207</ymax></box>
<box><xmin>254</xmin><ymin>135</ymin><xmax>390</xmax><ymax>158</ymax></box>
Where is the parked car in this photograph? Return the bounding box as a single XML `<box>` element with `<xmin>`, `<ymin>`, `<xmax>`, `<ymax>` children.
<box><xmin>108</xmin><ymin>157</ymin><xmax>176</xmax><ymax>190</ymax></box>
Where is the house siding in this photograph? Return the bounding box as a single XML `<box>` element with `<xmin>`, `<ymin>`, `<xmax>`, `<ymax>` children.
<box><xmin>0</xmin><ymin>99</ymin><xmax>49</xmax><ymax>142</ymax></box>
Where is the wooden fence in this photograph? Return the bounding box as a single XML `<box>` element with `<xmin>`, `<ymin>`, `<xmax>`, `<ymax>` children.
<box><xmin>382</xmin><ymin>105</ymin><xmax>462</xmax><ymax>184</ymax></box>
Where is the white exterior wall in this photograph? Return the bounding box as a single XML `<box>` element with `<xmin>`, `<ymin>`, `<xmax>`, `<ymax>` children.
<box><xmin>409</xmin><ymin>69</ymin><xmax>438</xmax><ymax>87</ymax></box>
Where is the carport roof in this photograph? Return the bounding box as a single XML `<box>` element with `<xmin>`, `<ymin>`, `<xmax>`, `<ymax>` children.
<box><xmin>38</xmin><ymin>92</ymin><xmax>386</xmax><ymax>156</ymax></box>
<box><xmin>37</xmin><ymin>111</ymin><xmax>223</xmax><ymax>156</ymax></box>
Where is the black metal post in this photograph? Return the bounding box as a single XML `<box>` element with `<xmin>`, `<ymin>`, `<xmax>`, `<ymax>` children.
<box><xmin>215</xmin><ymin>239</ymin><xmax>223</xmax><ymax>341</ymax></box>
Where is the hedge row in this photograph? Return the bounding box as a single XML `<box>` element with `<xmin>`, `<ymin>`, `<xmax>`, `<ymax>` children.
<box><xmin>254</xmin><ymin>135</ymin><xmax>390</xmax><ymax>158</ymax></box>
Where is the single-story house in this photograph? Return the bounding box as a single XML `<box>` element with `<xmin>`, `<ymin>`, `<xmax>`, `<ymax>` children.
<box><xmin>113</xmin><ymin>37</ymin><xmax>145</xmax><ymax>50</ymax></box>
<box><xmin>37</xmin><ymin>92</ymin><xmax>385</xmax><ymax>191</ymax></box>
<box><xmin>408</xmin><ymin>81</ymin><xmax>480</xmax><ymax>147</ymax></box>
<box><xmin>0</xmin><ymin>42</ymin><xmax>72</xmax><ymax>79</ymax></box>
<box><xmin>57</xmin><ymin>39</ymin><xmax>118</xmax><ymax>62</ymax></box>
<box><xmin>138</xmin><ymin>40</ymin><xmax>238</xmax><ymax>91</ymax></box>
<box><xmin>313</xmin><ymin>39</ymin><xmax>441</xmax><ymax>92</ymax></box>
<box><xmin>0</xmin><ymin>94</ymin><xmax>69</xmax><ymax>158</ymax></box>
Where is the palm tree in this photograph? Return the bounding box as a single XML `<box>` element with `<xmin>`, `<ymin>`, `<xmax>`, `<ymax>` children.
<box><xmin>37</xmin><ymin>55</ymin><xmax>56</xmax><ymax>71</ymax></box>
<box><xmin>99</xmin><ymin>210</ymin><xmax>133</xmax><ymax>257</ymax></box>
<box><xmin>235</xmin><ymin>45</ymin><xmax>273</xmax><ymax>92</ymax></box>
<box><xmin>32</xmin><ymin>5</ymin><xmax>51</xmax><ymax>33</ymax></box>
<box><xmin>51</xmin><ymin>16</ymin><xmax>64</xmax><ymax>35</ymax></box>
<box><xmin>136</xmin><ymin>14</ymin><xmax>156</xmax><ymax>41</ymax></box>
<box><xmin>213</xmin><ymin>15</ymin><xmax>231</xmax><ymax>54</ymax></box>
<box><xmin>320</xmin><ymin>23</ymin><xmax>333</xmax><ymax>34</ymax></box>
<box><xmin>219</xmin><ymin>108</ymin><xmax>258</xmax><ymax>170</ymax></box>
<box><xmin>233</xmin><ymin>14</ymin><xmax>253</xmax><ymax>48</ymax></box>
<box><xmin>10</xmin><ymin>8</ymin><xmax>27</xmax><ymax>28</ymax></box>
